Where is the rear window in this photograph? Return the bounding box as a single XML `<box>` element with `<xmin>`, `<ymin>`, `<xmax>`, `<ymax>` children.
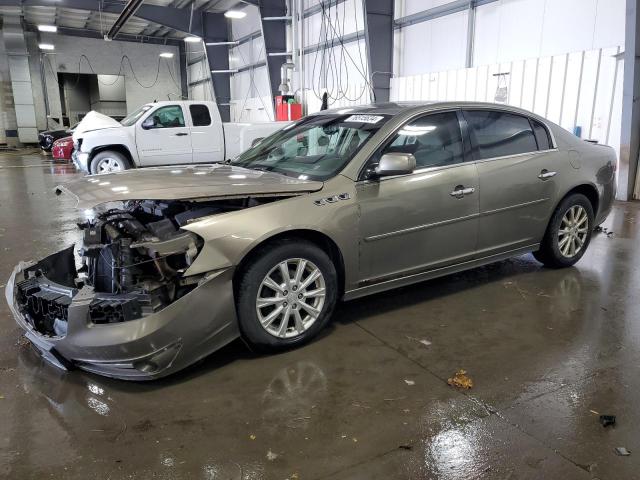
<box><xmin>531</xmin><ymin>119</ymin><xmax>552</xmax><ymax>150</ymax></box>
<box><xmin>464</xmin><ymin>110</ymin><xmax>538</xmax><ymax>160</ymax></box>
<box><xmin>190</xmin><ymin>104</ymin><xmax>212</xmax><ymax>127</ymax></box>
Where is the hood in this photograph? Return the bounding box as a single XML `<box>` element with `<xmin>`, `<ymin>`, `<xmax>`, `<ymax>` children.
<box><xmin>55</xmin><ymin>164</ymin><xmax>324</xmax><ymax>209</ymax></box>
<box><xmin>72</xmin><ymin>111</ymin><xmax>122</xmax><ymax>140</ymax></box>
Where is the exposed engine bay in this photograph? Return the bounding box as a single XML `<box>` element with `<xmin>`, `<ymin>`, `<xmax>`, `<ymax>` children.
<box><xmin>15</xmin><ymin>196</ymin><xmax>281</xmax><ymax>337</ymax></box>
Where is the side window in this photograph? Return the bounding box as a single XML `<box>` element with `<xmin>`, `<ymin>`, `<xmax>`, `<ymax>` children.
<box><xmin>382</xmin><ymin>112</ymin><xmax>464</xmax><ymax>169</ymax></box>
<box><xmin>147</xmin><ymin>105</ymin><xmax>185</xmax><ymax>128</ymax></box>
<box><xmin>464</xmin><ymin>110</ymin><xmax>538</xmax><ymax>159</ymax></box>
<box><xmin>189</xmin><ymin>104</ymin><xmax>211</xmax><ymax>127</ymax></box>
<box><xmin>531</xmin><ymin>119</ymin><xmax>552</xmax><ymax>150</ymax></box>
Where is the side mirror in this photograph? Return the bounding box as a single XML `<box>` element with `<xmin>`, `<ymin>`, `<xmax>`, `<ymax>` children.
<box><xmin>376</xmin><ymin>152</ymin><xmax>416</xmax><ymax>177</ymax></box>
<box><xmin>141</xmin><ymin>116</ymin><xmax>155</xmax><ymax>129</ymax></box>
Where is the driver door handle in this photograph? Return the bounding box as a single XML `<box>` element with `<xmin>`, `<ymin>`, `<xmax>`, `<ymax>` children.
<box><xmin>538</xmin><ymin>169</ymin><xmax>556</xmax><ymax>180</ymax></box>
<box><xmin>450</xmin><ymin>186</ymin><xmax>475</xmax><ymax>198</ymax></box>
<box><xmin>175</xmin><ymin>132</ymin><xmax>189</xmax><ymax>136</ymax></box>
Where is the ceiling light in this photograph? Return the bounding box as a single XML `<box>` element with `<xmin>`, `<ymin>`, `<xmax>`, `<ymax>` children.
<box><xmin>159</xmin><ymin>52</ymin><xmax>174</xmax><ymax>58</ymax></box>
<box><xmin>184</xmin><ymin>36</ymin><xmax>201</xmax><ymax>43</ymax></box>
<box><xmin>38</xmin><ymin>25</ymin><xmax>57</xmax><ymax>33</ymax></box>
<box><xmin>39</xmin><ymin>43</ymin><xmax>55</xmax><ymax>50</ymax></box>
<box><xmin>224</xmin><ymin>10</ymin><xmax>247</xmax><ymax>19</ymax></box>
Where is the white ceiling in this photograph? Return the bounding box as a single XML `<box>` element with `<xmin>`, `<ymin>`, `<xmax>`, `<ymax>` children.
<box><xmin>0</xmin><ymin>0</ymin><xmax>248</xmax><ymax>40</ymax></box>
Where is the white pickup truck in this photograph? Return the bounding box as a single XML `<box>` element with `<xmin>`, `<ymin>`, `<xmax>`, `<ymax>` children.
<box><xmin>72</xmin><ymin>100</ymin><xmax>289</xmax><ymax>174</ymax></box>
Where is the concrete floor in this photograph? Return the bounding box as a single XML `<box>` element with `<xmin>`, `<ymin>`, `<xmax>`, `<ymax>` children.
<box><xmin>0</xmin><ymin>151</ymin><xmax>639</xmax><ymax>480</ymax></box>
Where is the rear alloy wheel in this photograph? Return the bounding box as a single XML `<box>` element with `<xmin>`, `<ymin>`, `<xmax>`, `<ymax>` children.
<box><xmin>533</xmin><ymin>193</ymin><xmax>594</xmax><ymax>268</ymax></box>
<box><xmin>236</xmin><ymin>240</ymin><xmax>337</xmax><ymax>350</ymax></box>
<box><xmin>557</xmin><ymin>205</ymin><xmax>589</xmax><ymax>258</ymax></box>
<box><xmin>90</xmin><ymin>151</ymin><xmax>130</xmax><ymax>174</ymax></box>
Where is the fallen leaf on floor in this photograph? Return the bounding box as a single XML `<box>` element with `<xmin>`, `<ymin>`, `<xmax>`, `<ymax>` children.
<box><xmin>352</xmin><ymin>438</ymin><xmax>358</xmax><ymax>443</ymax></box>
<box><xmin>447</xmin><ymin>369</ymin><xmax>474</xmax><ymax>389</ymax></box>
<box><xmin>266</xmin><ymin>450</ymin><xmax>278</xmax><ymax>461</ymax></box>
<box><xmin>404</xmin><ymin>379</ymin><xmax>415</xmax><ymax>386</ymax></box>
<box><xmin>589</xmin><ymin>409</ymin><xmax>600</xmax><ymax>415</ymax></box>
<box><xmin>615</xmin><ymin>447</ymin><xmax>631</xmax><ymax>456</ymax></box>
<box><xmin>420</xmin><ymin>339</ymin><xmax>432</xmax><ymax>346</ymax></box>
<box><xmin>249</xmin><ymin>434</ymin><xmax>256</xmax><ymax>440</ymax></box>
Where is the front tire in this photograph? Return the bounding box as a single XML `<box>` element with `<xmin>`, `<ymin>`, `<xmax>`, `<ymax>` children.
<box><xmin>533</xmin><ymin>193</ymin><xmax>594</xmax><ymax>268</ymax></box>
<box><xmin>90</xmin><ymin>150</ymin><xmax>131</xmax><ymax>174</ymax></box>
<box><xmin>236</xmin><ymin>239</ymin><xmax>338</xmax><ymax>350</ymax></box>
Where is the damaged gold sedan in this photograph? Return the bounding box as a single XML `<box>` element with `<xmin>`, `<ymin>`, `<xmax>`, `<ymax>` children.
<box><xmin>6</xmin><ymin>102</ymin><xmax>616</xmax><ymax>380</ymax></box>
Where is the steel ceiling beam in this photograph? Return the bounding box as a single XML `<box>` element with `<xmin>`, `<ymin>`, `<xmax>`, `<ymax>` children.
<box><xmin>106</xmin><ymin>0</ymin><xmax>145</xmax><ymax>40</ymax></box>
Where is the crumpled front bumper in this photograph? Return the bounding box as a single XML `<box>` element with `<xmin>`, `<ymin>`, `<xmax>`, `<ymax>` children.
<box><xmin>6</xmin><ymin>249</ymin><xmax>240</xmax><ymax>381</ymax></box>
<box><xmin>71</xmin><ymin>150</ymin><xmax>90</xmax><ymax>173</ymax></box>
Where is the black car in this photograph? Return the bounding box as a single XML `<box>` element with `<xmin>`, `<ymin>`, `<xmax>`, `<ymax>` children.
<box><xmin>38</xmin><ymin>123</ymin><xmax>77</xmax><ymax>152</ymax></box>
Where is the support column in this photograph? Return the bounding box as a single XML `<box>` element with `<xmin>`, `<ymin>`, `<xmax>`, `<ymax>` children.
<box><xmin>2</xmin><ymin>17</ymin><xmax>38</xmax><ymax>144</ymax></box>
<box><xmin>201</xmin><ymin>12</ymin><xmax>231</xmax><ymax>122</ymax></box>
<box><xmin>258</xmin><ymin>0</ymin><xmax>288</xmax><ymax>107</ymax></box>
<box><xmin>619</xmin><ymin>0</ymin><xmax>640</xmax><ymax>200</ymax></box>
<box><xmin>362</xmin><ymin>0</ymin><xmax>394</xmax><ymax>102</ymax></box>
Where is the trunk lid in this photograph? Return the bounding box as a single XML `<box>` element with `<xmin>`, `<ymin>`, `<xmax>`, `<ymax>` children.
<box><xmin>56</xmin><ymin>164</ymin><xmax>324</xmax><ymax>208</ymax></box>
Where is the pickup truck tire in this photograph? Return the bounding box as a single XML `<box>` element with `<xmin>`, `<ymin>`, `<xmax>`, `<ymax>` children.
<box><xmin>236</xmin><ymin>239</ymin><xmax>338</xmax><ymax>351</ymax></box>
<box><xmin>90</xmin><ymin>150</ymin><xmax>131</xmax><ymax>174</ymax></box>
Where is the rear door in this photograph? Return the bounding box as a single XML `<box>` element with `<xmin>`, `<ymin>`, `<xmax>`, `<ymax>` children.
<box><xmin>463</xmin><ymin>109</ymin><xmax>558</xmax><ymax>256</ymax></box>
<box><xmin>135</xmin><ymin>104</ymin><xmax>192</xmax><ymax>165</ymax></box>
<box><xmin>188</xmin><ymin>103</ymin><xmax>224</xmax><ymax>163</ymax></box>
<box><xmin>357</xmin><ymin>110</ymin><xmax>480</xmax><ymax>283</ymax></box>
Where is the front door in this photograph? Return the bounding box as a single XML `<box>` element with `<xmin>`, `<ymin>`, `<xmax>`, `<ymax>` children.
<box><xmin>463</xmin><ymin>110</ymin><xmax>558</xmax><ymax>256</ymax></box>
<box><xmin>136</xmin><ymin>104</ymin><xmax>192</xmax><ymax>166</ymax></box>
<box><xmin>357</xmin><ymin>111</ymin><xmax>480</xmax><ymax>284</ymax></box>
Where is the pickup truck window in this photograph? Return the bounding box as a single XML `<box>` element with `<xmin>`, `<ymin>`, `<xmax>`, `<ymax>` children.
<box><xmin>121</xmin><ymin>105</ymin><xmax>152</xmax><ymax>126</ymax></box>
<box><xmin>147</xmin><ymin>105</ymin><xmax>186</xmax><ymax>129</ymax></box>
<box><xmin>190</xmin><ymin>104</ymin><xmax>212</xmax><ymax>126</ymax></box>
<box><xmin>231</xmin><ymin>114</ymin><xmax>390</xmax><ymax>181</ymax></box>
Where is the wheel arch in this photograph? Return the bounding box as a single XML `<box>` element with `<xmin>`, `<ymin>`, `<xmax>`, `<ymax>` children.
<box><xmin>233</xmin><ymin>229</ymin><xmax>346</xmax><ymax>298</ymax></box>
<box><xmin>89</xmin><ymin>144</ymin><xmax>134</xmax><ymax>168</ymax></box>
<box><xmin>558</xmin><ymin>183</ymin><xmax>600</xmax><ymax>217</ymax></box>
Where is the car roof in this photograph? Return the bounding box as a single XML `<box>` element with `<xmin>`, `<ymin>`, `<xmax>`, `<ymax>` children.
<box><xmin>314</xmin><ymin>101</ymin><xmax>546</xmax><ymax>119</ymax></box>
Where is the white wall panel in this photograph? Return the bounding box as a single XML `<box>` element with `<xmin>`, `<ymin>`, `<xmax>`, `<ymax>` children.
<box><xmin>398</xmin><ymin>11</ymin><xmax>467</xmax><ymax>76</ymax></box>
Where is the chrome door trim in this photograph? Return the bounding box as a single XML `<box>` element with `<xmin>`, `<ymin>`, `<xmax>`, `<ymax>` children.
<box><xmin>363</xmin><ymin>212</ymin><xmax>480</xmax><ymax>242</ymax></box>
<box><xmin>480</xmin><ymin>197</ymin><xmax>550</xmax><ymax>217</ymax></box>
<box><xmin>472</xmin><ymin>148</ymin><xmax>559</xmax><ymax>165</ymax></box>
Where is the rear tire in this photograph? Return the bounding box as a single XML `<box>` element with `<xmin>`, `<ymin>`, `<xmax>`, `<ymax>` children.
<box><xmin>236</xmin><ymin>239</ymin><xmax>338</xmax><ymax>350</ymax></box>
<box><xmin>533</xmin><ymin>193</ymin><xmax>594</xmax><ymax>268</ymax></box>
<box><xmin>90</xmin><ymin>150</ymin><xmax>131</xmax><ymax>174</ymax></box>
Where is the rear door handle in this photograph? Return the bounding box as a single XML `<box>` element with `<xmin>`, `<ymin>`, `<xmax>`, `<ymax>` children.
<box><xmin>450</xmin><ymin>186</ymin><xmax>475</xmax><ymax>198</ymax></box>
<box><xmin>175</xmin><ymin>132</ymin><xmax>189</xmax><ymax>136</ymax></box>
<box><xmin>538</xmin><ymin>169</ymin><xmax>557</xmax><ymax>180</ymax></box>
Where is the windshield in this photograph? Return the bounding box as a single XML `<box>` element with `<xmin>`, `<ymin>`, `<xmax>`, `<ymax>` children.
<box><xmin>231</xmin><ymin>114</ymin><xmax>389</xmax><ymax>181</ymax></box>
<box><xmin>121</xmin><ymin>105</ymin><xmax>152</xmax><ymax>127</ymax></box>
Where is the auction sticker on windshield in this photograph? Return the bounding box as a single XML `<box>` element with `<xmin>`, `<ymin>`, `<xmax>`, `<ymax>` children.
<box><xmin>344</xmin><ymin>115</ymin><xmax>385</xmax><ymax>124</ymax></box>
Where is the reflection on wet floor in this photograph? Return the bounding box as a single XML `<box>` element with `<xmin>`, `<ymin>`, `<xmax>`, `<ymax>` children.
<box><xmin>1</xmin><ymin>152</ymin><xmax>639</xmax><ymax>479</ymax></box>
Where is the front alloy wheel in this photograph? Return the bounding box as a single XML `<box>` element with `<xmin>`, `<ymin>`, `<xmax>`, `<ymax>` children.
<box><xmin>96</xmin><ymin>157</ymin><xmax>125</xmax><ymax>173</ymax></box>
<box><xmin>256</xmin><ymin>258</ymin><xmax>326</xmax><ymax>339</ymax></box>
<box><xmin>236</xmin><ymin>239</ymin><xmax>338</xmax><ymax>350</ymax></box>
